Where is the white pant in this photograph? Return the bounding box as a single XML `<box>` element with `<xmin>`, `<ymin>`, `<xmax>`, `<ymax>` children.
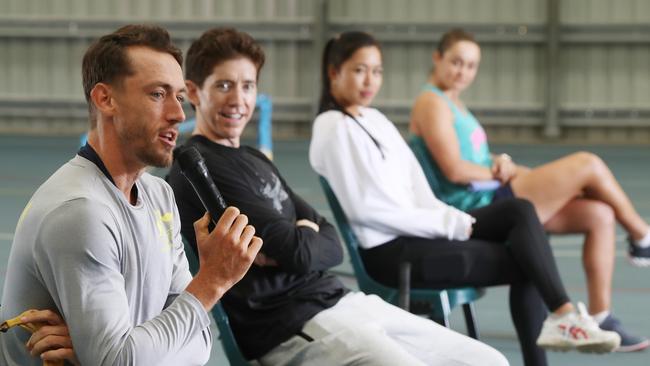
<box><xmin>258</xmin><ymin>292</ymin><xmax>508</xmax><ymax>366</ymax></box>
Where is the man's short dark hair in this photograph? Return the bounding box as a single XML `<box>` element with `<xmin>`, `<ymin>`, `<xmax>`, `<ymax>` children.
<box><xmin>82</xmin><ymin>24</ymin><xmax>182</xmax><ymax>127</ymax></box>
<box><xmin>185</xmin><ymin>27</ymin><xmax>265</xmax><ymax>88</ymax></box>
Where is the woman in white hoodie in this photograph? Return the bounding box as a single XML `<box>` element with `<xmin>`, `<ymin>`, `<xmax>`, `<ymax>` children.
<box><xmin>309</xmin><ymin>31</ymin><xmax>620</xmax><ymax>366</ymax></box>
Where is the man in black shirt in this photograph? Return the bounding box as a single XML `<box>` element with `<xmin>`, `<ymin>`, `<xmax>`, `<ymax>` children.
<box><xmin>167</xmin><ymin>27</ymin><xmax>508</xmax><ymax>366</ymax></box>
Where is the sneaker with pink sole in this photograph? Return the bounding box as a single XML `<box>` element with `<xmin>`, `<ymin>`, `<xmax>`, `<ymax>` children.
<box><xmin>536</xmin><ymin>303</ymin><xmax>621</xmax><ymax>353</ymax></box>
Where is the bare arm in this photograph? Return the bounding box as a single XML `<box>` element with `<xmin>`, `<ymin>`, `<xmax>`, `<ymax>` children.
<box><xmin>490</xmin><ymin>153</ymin><xmax>519</xmax><ymax>183</ymax></box>
<box><xmin>410</xmin><ymin>92</ymin><xmax>494</xmax><ymax>183</ymax></box>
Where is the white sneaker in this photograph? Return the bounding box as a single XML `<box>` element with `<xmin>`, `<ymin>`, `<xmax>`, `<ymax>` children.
<box><xmin>536</xmin><ymin>302</ymin><xmax>621</xmax><ymax>353</ymax></box>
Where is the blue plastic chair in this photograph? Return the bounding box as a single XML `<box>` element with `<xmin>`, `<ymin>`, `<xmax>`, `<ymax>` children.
<box><xmin>182</xmin><ymin>239</ymin><xmax>250</xmax><ymax>366</ymax></box>
<box><xmin>318</xmin><ymin>176</ymin><xmax>484</xmax><ymax>338</ymax></box>
<box><xmin>408</xmin><ymin>136</ymin><xmax>500</xmax><ymax>194</ymax></box>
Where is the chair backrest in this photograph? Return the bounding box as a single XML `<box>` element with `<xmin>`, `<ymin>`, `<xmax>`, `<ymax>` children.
<box><xmin>210</xmin><ymin>303</ymin><xmax>249</xmax><ymax>366</ymax></box>
<box><xmin>182</xmin><ymin>239</ymin><xmax>250</xmax><ymax>366</ymax></box>
<box><xmin>409</xmin><ymin>136</ymin><xmax>500</xmax><ymax>193</ymax></box>
<box><xmin>318</xmin><ymin>176</ymin><xmax>485</xmax><ymax>320</ymax></box>
<box><xmin>408</xmin><ymin>136</ymin><xmax>445</xmax><ymax>194</ymax></box>
<box><xmin>318</xmin><ymin>176</ymin><xmax>399</xmax><ymax>303</ymax></box>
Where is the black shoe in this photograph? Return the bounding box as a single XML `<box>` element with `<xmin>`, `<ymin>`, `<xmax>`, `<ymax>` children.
<box><xmin>628</xmin><ymin>237</ymin><xmax>650</xmax><ymax>267</ymax></box>
<box><xmin>600</xmin><ymin>314</ymin><xmax>650</xmax><ymax>352</ymax></box>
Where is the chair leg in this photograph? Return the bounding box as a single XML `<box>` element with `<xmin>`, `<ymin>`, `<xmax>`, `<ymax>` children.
<box><xmin>430</xmin><ymin>290</ymin><xmax>451</xmax><ymax>327</ymax></box>
<box><xmin>463</xmin><ymin>303</ymin><xmax>480</xmax><ymax>340</ymax></box>
<box><xmin>398</xmin><ymin>262</ymin><xmax>411</xmax><ymax>311</ymax></box>
<box><xmin>432</xmin><ymin>315</ymin><xmax>450</xmax><ymax>328</ymax></box>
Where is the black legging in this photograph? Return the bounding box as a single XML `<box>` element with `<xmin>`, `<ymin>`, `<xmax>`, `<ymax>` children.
<box><xmin>361</xmin><ymin>198</ymin><xmax>570</xmax><ymax>366</ymax></box>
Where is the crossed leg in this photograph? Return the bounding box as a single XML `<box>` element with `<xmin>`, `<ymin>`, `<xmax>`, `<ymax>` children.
<box><xmin>543</xmin><ymin>199</ymin><xmax>616</xmax><ymax>314</ymax></box>
<box><xmin>510</xmin><ymin>151</ymin><xmax>648</xmax><ymax>240</ymax></box>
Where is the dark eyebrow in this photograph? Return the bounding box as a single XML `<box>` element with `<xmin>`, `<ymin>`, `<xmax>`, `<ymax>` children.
<box><xmin>145</xmin><ymin>82</ymin><xmax>187</xmax><ymax>94</ymax></box>
<box><xmin>213</xmin><ymin>79</ymin><xmax>257</xmax><ymax>85</ymax></box>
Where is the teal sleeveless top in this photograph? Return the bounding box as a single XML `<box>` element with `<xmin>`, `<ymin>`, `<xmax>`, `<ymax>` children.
<box><xmin>409</xmin><ymin>84</ymin><xmax>494</xmax><ymax>211</ymax></box>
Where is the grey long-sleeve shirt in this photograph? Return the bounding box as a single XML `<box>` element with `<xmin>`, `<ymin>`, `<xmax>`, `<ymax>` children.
<box><xmin>0</xmin><ymin>155</ymin><xmax>212</xmax><ymax>365</ymax></box>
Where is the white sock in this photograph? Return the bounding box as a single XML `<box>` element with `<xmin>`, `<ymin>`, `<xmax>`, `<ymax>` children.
<box><xmin>634</xmin><ymin>231</ymin><xmax>650</xmax><ymax>248</ymax></box>
<box><xmin>591</xmin><ymin>310</ymin><xmax>610</xmax><ymax>324</ymax></box>
<box><xmin>550</xmin><ymin>310</ymin><xmax>572</xmax><ymax>320</ymax></box>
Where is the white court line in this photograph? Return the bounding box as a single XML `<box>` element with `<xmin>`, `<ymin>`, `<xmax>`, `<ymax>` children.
<box><xmin>0</xmin><ymin>234</ymin><xmax>631</xmax><ymax>258</ymax></box>
<box><xmin>0</xmin><ymin>232</ymin><xmax>14</xmax><ymax>241</ymax></box>
<box><xmin>553</xmin><ymin>249</ymin><xmax>627</xmax><ymax>258</ymax></box>
<box><xmin>551</xmin><ymin>233</ymin><xmax>629</xmax><ymax>247</ymax></box>
<box><xmin>0</xmin><ymin>188</ymin><xmax>33</xmax><ymax>196</ymax></box>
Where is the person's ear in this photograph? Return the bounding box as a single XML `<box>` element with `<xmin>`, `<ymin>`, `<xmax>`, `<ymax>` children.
<box><xmin>432</xmin><ymin>51</ymin><xmax>442</xmax><ymax>65</ymax></box>
<box><xmin>90</xmin><ymin>83</ymin><xmax>116</xmax><ymax>117</ymax></box>
<box><xmin>185</xmin><ymin>80</ymin><xmax>201</xmax><ymax>108</ymax></box>
<box><xmin>327</xmin><ymin>65</ymin><xmax>339</xmax><ymax>84</ymax></box>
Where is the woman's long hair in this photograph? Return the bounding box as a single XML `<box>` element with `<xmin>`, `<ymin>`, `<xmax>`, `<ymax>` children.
<box><xmin>318</xmin><ymin>31</ymin><xmax>381</xmax><ymax>115</ymax></box>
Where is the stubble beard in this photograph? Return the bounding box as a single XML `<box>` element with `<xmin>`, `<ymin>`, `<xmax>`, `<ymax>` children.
<box><xmin>121</xmin><ymin>123</ymin><xmax>173</xmax><ymax>168</ymax></box>
<box><xmin>137</xmin><ymin>147</ymin><xmax>172</xmax><ymax>168</ymax></box>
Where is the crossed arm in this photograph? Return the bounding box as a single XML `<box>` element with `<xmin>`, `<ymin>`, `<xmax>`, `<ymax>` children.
<box><xmin>31</xmin><ymin>200</ymin><xmax>260</xmax><ymax>365</ymax></box>
<box><xmin>18</xmin><ymin>309</ymin><xmax>79</xmax><ymax>365</ymax></box>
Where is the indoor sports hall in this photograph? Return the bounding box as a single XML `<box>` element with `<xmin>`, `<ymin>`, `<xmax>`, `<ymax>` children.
<box><xmin>1</xmin><ymin>1</ymin><xmax>649</xmax><ymax>365</ymax></box>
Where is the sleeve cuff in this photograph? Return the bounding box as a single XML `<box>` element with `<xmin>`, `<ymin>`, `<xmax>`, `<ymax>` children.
<box><xmin>451</xmin><ymin>211</ymin><xmax>475</xmax><ymax>241</ymax></box>
<box><xmin>179</xmin><ymin>291</ymin><xmax>212</xmax><ymax>329</ymax></box>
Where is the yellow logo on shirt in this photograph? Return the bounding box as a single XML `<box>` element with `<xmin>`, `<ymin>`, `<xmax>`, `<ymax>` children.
<box><xmin>16</xmin><ymin>201</ymin><xmax>32</xmax><ymax>229</ymax></box>
<box><xmin>154</xmin><ymin>210</ymin><xmax>174</xmax><ymax>252</ymax></box>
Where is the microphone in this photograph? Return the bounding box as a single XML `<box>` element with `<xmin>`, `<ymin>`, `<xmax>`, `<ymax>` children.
<box><xmin>174</xmin><ymin>146</ymin><xmax>227</xmax><ymax>224</ymax></box>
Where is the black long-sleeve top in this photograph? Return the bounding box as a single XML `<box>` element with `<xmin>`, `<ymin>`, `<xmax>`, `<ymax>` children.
<box><xmin>167</xmin><ymin>135</ymin><xmax>348</xmax><ymax>360</ymax></box>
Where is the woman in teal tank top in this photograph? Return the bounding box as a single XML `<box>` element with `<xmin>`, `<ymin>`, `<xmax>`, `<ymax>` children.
<box><xmin>410</xmin><ymin>84</ymin><xmax>494</xmax><ymax>211</ymax></box>
<box><xmin>408</xmin><ymin>28</ymin><xmax>650</xmax><ymax>352</ymax></box>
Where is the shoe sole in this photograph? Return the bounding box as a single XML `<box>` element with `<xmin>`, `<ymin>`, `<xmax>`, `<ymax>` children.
<box><xmin>537</xmin><ymin>343</ymin><xmax>573</xmax><ymax>352</ymax></box>
<box><xmin>537</xmin><ymin>337</ymin><xmax>574</xmax><ymax>352</ymax></box>
<box><xmin>538</xmin><ymin>339</ymin><xmax>619</xmax><ymax>354</ymax></box>
<box><xmin>627</xmin><ymin>255</ymin><xmax>650</xmax><ymax>267</ymax></box>
<box><xmin>576</xmin><ymin>341</ymin><xmax>619</xmax><ymax>354</ymax></box>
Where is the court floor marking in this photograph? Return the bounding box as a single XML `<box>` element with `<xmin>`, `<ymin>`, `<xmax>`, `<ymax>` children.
<box><xmin>0</xmin><ymin>233</ymin><xmax>634</xmax><ymax>258</ymax></box>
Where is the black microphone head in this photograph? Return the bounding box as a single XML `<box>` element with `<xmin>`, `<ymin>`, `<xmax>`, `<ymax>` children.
<box><xmin>172</xmin><ymin>144</ymin><xmax>228</xmax><ymax>220</ymax></box>
<box><xmin>174</xmin><ymin>145</ymin><xmax>205</xmax><ymax>173</ymax></box>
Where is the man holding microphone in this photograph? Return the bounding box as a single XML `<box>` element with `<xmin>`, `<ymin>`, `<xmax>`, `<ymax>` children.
<box><xmin>0</xmin><ymin>24</ymin><xmax>261</xmax><ymax>365</ymax></box>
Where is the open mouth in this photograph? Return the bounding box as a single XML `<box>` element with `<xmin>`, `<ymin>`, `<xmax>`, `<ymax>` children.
<box><xmin>220</xmin><ymin>112</ymin><xmax>243</xmax><ymax>120</ymax></box>
<box><xmin>159</xmin><ymin>130</ymin><xmax>177</xmax><ymax>146</ymax></box>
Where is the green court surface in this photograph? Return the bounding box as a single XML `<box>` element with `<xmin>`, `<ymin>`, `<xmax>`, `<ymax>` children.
<box><xmin>1</xmin><ymin>135</ymin><xmax>648</xmax><ymax>365</ymax></box>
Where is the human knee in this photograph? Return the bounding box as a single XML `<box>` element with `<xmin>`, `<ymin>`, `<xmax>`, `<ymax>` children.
<box><xmin>573</xmin><ymin>151</ymin><xmax>607</xmax><ymax>177</ymax></box>
<box><xmin>506</xmin><ymin>198</ymin><xmax>539</xmax><ymax>223</ymax></box>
